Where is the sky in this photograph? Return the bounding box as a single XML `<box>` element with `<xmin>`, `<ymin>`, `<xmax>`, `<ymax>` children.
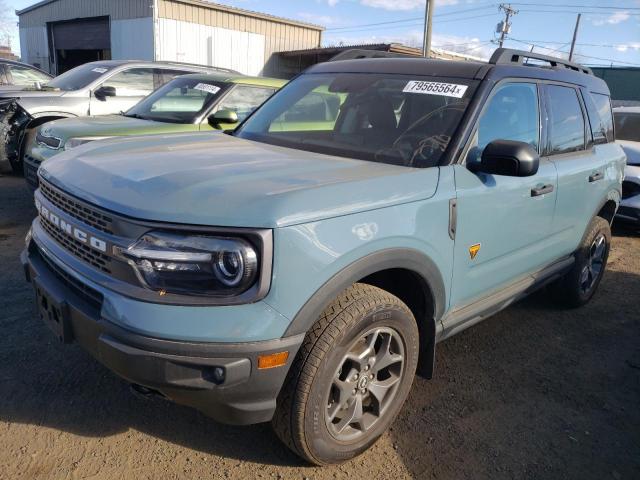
<box><xmin>5</xmin><ymin>0</ymin><xmax>640</xmax><ymax>67</ymax></box>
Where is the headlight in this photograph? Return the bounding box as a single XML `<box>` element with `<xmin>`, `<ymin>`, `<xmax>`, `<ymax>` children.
<box><xmin>25</xmin><ymin>227</ymin><xmax>32</xmax><ymax>248</ymax></box>
<box><xmin>65</xmin><ymin>136</ymin><xmax>113</xmax><ymax>150</ymax></box>
<box><xmin>117</xmin><ymin>231</ymin><xmax>259</xmax><ymax>296</ymax></box>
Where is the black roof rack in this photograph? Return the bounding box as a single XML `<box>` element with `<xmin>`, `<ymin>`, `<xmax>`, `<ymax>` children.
<box><xmin>489</xmin><ymin>48</ymin><xmax>592</xmax><ymax>75</ymax></box>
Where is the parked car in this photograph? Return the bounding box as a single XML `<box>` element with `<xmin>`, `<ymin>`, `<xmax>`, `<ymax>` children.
<box><xmin>21</xmin><ymin>49</ymin><xmax>625</xmax><ymax>465</ymax></box>
<box><xmin>613</xmin><ymin>107</ymin><xmax>640</xmax><ymax>226</ymax></box>
<box><xmin>0</xmin><ymin>59</ymin><xmax>53</xmax><ymax>92</ymax></box>
<box><xmin>0</xmin><ymin>60</ymin><xmax>237</xmax><ymax>174</ymax></box>
<box><xmin>23</xmin><ymin>73</ymin><xmax>286</xmax><ymax>188</ymax></box>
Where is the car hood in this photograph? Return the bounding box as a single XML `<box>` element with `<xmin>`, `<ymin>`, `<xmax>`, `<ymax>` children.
<box><xmin>40</xmin><ymin>132</ymin><xmax>438</xmax><ymax>228</ymax></box>
<box><xmin>618</xmin><ymin>140</ymin><xmax>640</xmax><ymax>166</ymax></box>
<box><xmin>43</xmin><ymin>115</ymin><xmax>199</xmax><ymax>142</ymax></box>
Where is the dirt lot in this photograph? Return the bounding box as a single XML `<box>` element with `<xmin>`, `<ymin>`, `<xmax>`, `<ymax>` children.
<box><xmin>0</xmin><ymin>173</ymin><xmax>638</xmax><ymax>480</ymax></box>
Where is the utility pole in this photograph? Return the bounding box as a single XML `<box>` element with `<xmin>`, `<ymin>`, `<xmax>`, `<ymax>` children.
<box><xmin>497</xmin><ymin>4</ymin><xmax>518</xmax><ymax>48</ymax></box>
<box><xmin>569</xmin><ymin>13</ymin><xmax>581</xmax><ymax>61</ymax></box>
<box><xmin>422</xmin><ymin>0</ymin><xmax>433</xmax><ymax>58</ymax></box>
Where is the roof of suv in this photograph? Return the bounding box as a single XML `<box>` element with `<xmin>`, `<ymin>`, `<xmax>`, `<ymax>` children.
<box><xmin>84</xmin><ymin>60</ymin><xmax>239</xmax><ymax>74</ymax></box>
<box><xmin>309</xmin><ymin>48</ymin><xmax>609</xmax><ymax>95</ymax></box>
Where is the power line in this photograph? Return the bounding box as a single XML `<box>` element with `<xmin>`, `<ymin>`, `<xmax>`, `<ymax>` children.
<box><xmin>324</xmin><ymin>4</ymin><xmax>496</xmax><ymax>31</ymax></box>
<box><xmin>509</xmin><ymin>3</ymin><xmax>640</xmax><ymax>10</ymax></box>
<box><xmin>324</xmin><ymin>13</ymin><xmax>499</xmax><ymax>34</ymax></box>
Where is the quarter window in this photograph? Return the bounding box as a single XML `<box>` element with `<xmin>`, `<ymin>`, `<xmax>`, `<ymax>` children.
<box><xmin>546</xmin><ymin>85</ymin><xmax>586</xmax><ymax>155</ymax></box>
<box><xmin>590</xmin><ymin>93</ymin><xmax>614</xmax><ymax>142</ymax></box>
<box><xmin>474</xmin><ymin>82</ymin><xmax>539</xmax><ymax>155</ymax></box>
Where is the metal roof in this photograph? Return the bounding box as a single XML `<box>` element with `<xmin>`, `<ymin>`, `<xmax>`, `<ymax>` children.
<box><xmin>16</xmin><ymin>0</ymin><xmax>324</xmax><ymax>30</ymax></box>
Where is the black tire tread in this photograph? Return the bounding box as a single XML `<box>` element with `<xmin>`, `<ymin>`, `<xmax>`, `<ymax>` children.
<box><xmin>272</xmin><ymin>283</ymin><xmax>413</xmax><ymax>465</ymax></box>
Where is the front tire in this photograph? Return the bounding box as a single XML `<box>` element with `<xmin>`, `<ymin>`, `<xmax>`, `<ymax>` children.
<box><xmin>548</xmin><ymin>216</ymin><xmax>611</xmax><ymax>308</ymax></box>
<box><xmin>272</xmin><ymin>283</ymin><xmax>419</xmax><ymax>465</ymax></box>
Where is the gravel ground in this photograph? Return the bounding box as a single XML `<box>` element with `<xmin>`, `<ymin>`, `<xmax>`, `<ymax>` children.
<box><xmin>0</xmin><ymin>173</ymin><xmax>638</xmax><ymax>480</ymax></box>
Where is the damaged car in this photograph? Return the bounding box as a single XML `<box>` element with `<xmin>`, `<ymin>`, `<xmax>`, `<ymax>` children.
<box><xmin>0</xmin><ymin>59</ymin><xmax>236</xmax><ymax>174</ymax></box>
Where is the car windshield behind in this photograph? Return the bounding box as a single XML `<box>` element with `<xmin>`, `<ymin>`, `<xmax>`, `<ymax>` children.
<box><xmin>614</xmin><ymin>111</ymin><xmax>640</xmax><ymax>142</ymax></box>
<box><xmin>46</xmin><ymin>63</ymin><xmax>114</xmax><ymax>91</ymax></box>
<box><xmin>235</xmin><ymin>72</ymin><xmax>477</xmax><ymax>168</ymax></box>
<box><xmin>125</xmin><ymin>77</ymin><xmax>229</xmax><ymax>124</ymax></box>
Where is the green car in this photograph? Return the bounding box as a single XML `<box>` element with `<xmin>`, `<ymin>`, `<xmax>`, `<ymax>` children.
<box><xmin>24</xmin><ymin>73</ymin><xmax>286</xmax><ymax>188</ymax></box>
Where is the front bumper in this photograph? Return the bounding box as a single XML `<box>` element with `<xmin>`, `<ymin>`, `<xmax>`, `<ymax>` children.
<box><xmin>24</xmin><ymin>144</ymin><xmax>58</xmax><ymax>190</ymax></box>
<box><xmin>21</xmin><ymin>242</ymin><xmax>304</xmax><ymax>425</ymax></box>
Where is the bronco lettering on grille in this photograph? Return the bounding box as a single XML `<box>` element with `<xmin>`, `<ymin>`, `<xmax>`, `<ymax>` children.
<box><xmin>35</xmin><ymin>197</ymin><xmax>108</xmax><ymax>253</ymax></box>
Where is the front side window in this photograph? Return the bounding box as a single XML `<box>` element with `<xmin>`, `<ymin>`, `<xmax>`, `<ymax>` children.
<box><xmin>102</xmin><ymin>68</ymin><xmax>154</xmax><ymax>97</ymax></box>
<box><xmin>236</xmin><ymin>73</ymin><xmax>478</xmax><ymax>168</ymax></box>
<box><xmin>614</xmin><ymin>111</ymin><xmax>640</xmax><ymax>142</ymax></box>
<box><xmin>8</xmin><ymin>65</ymin><xmax>50</xmax><ymax>86</ymax></box>
<box><xmin>215</xmin><ymin>86</ymin><xmax>275</xmax><ymax>123</ymax></box>
<box><xmin>473</xmin><ymin>82</ymin><xmax>539</xmax><ymax>157</ymax></box>
<box><xmin>125</xmin><ymin>77</ymin><xmax>229</xmax><ymax>123</ymax></box>
<box><xmin>546</xmin><ymin>85</ymin><xmax>586</xmax><ymax>155</ymax></box>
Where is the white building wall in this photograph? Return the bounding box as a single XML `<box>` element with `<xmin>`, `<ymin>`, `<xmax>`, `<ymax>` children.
<box><xmin>19</xmin><ymin>26</ymin><xmax>50</xmax><ymax>72</ymax></box>
<box><xmin>111</xmin><ymin>17</ymin><xmax>154</xmax><ymax>61</ymax></box>
<box><xmin>156</xmin><ymin>18</ymin><xmax>265</xmax><ymax>75</ymax></box>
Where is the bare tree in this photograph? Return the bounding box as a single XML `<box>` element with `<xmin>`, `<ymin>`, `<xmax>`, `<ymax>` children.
<box><xmin>0</xmin><ymin>0</ymin><xmax>16</xmax><ymax>48</ymax></box>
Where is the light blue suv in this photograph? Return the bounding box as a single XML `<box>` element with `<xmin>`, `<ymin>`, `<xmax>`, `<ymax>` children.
<box><xmin>21</xmin><ymin>49</ymin><xmax>625</xmax><ymax>465</ymax></box>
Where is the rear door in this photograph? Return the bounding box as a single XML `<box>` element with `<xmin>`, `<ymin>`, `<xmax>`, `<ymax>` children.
<box><xmin>89</xmin><ymin>67</ymin><xmax>155</xmax><ymax>116</ymax></box>
<box><xmin>542</xmin><ymin>84</ymin><xmax>612</xmax><ymax>256</ymax></box>
<box><xmin>448</xmin><ymin>80</ymin><xmax>559</xmax><ymax>312</ymax></box>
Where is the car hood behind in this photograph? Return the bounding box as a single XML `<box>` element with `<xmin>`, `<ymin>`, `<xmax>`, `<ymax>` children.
<box><xmin>41</xmin><ymin>132</ymin><xmax>439</xmax><ymax>228</ymax></box>
<box><xmin>0</xmin><ymin>89</ymin><xmax>66</xmax><ymax>99</ymax></box>
<box><xmin>44</xmin><ymin>115</ymin><xmax>199</xmax><ymax>142</ymax></box>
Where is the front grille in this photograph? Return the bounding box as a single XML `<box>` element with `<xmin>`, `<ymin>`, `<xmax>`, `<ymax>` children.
<box><xmin>23</xmin><ymin>153</ymin><xmax>41</xmax><ymax>189</ymax></box>
<box><xmin>35</xmin><ymin>245</ymin><xmax>103</xmax><ymax>311</ymax></box>
<box><xmin>40</xmin><ymin>214</ymin><xmax>112</xmax><ymax>274</ymax></box>
<box><xmin>36</xmin><ymin>132</ymin><xmax>61</xmax><ymax>149</ymax></box>
<box><xmin>40</xmin><ymin>180</ymin><xmax>114</xmax><ymax>235</ymax></box>
<box><xmin>622</xmin><ymin>180</ymin><xmax>640</xmax><ymax>200</ymax></box>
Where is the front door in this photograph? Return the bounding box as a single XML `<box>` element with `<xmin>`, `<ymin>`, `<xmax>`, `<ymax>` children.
<box><xmin>448</xmin><ymin>81</ymin><xmax>559</xmax><ymax>313</ymax></box>
<box><xmin>89</xmin><ymin>67</ymin><xmax>155</xmax><ymax>116</ymax></box>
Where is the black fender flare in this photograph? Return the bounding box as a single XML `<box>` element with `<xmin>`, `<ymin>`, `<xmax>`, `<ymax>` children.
<box><xmin>283</xmin><ymin>248</ymin><xmax>447</xmax><ymax>377</ymax></box>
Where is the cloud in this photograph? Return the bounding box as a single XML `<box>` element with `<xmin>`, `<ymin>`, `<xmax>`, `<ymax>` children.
<box><xmin>593</xmin><ymin>11</ymin><xmax>630</xmax><ymax>26</ymax></box>
<box><xmin>360</xmin><ymin>0</ymin><xmax>458</xmax><ymax>11</ymax></box>
<box><xmin>298</xmin><ymin>12</ymin><xmax>340</xmax><ymax>25</ymax></box>
<box><xmin>317</xmin><ymin>0</ymin><xmax>339</xmax><ymax>6</ymax></box>
<box><xmin>615</xmin><ymin>43</ymin><xmax>640</xmax><ymax>52</ymax></box>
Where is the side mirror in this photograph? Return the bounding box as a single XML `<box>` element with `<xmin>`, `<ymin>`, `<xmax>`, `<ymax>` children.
<box><xmin>208</xmin><ymin>109</ymin><xmax>238</xmax><ymax>129</ymax></box>
<box><xmin>94</xmin><ymin>85</ymin><xmax>116</xmax><ymax>100</ymax></box>
<box><xmin>469</xmin><ymin>140</ymin><xmax>539</xmax><ymax>177</ymax></box>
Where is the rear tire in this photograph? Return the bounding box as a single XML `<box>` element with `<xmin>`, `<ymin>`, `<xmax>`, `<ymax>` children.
<box><xmin>272</xmin><ymin>283</ymin><xmax>419</xmax><ymax>465</ymax></box>
<box><xmin>548</xmin><ymin>216</ymin><xmax>611</xmax><ymax>308</ymax></box>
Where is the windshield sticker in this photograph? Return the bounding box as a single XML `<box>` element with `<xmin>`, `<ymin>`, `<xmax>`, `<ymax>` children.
<box><xmin>91</xmin><ymin>67</ymin><xmax>108</xmax><ymax>74</ymax></box>
<box><xmin>402</xmin><ymin>81</ymin><xmax>468</xmax><ymax>98</ymax></box>
<box><xmin>194</xmin><ymin>83</ymin><xmax>221</xmax><ymax>95</ymax></box>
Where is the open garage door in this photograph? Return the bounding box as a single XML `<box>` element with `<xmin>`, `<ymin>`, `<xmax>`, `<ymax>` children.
<box><xmin>49</xmin><ymin>17</ymin><xmax>111</xmax><ymax>74</ymax></box>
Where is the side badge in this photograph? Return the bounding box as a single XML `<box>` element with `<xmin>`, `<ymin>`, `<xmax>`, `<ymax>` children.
<box><xmin>469</xmin><ymin>243</ymin><xmax>481</xmax><ymax>260</ymax></box>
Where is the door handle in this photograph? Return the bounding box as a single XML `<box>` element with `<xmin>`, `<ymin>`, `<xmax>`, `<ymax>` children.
<box><xmin>531</xmin><ymin>184</ymin><xmax>554</xmax><ymax>197</ymax></box>
<box><xmin>589</xmin><ymin>172</ymin><xmax>604</xmax><ymax>182</ymax></box>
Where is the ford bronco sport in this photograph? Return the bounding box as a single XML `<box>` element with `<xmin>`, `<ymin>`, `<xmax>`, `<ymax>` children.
<box><xmin>22</xmin><ymin>49</ymin><xmax>625</xmax><ymax>465</ymax></box>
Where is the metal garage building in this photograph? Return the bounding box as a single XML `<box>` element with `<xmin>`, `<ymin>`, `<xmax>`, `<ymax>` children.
<box><xmin>17</xmin><ymin>0</ymin><xmax>323</xmax><ymax>76</ymax></box>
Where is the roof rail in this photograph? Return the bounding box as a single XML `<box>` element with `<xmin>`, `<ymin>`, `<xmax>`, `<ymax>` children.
<box><xmin>489</xmin><ymin>48</ymin><xmax>592</xmax><ymax>75</ymax></box>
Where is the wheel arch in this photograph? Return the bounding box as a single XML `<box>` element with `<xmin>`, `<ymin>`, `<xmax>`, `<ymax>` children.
<box><xmin>284</xmin><ymin>248</ymin><xmax>446</xmax><ymax>379</ymax></box>
<box><xmin>27</xmin><ymin>112</ymin><xmax>76</xmax><ymax>129</ymax></box>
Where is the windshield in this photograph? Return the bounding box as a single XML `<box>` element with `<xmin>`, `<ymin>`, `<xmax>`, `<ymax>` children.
<box><xmin>614</xmin><ymin>112</ymin><xmax>640</xmax><ymax>142</ymax></box>
<box><xmin>125</xmin><ymin>77</ymin><xmax>229</xmax><ymax>124</ymax></box>
<box><xmin>46</xmin><ymin>63</ymin><xmax>114</xmax><ymax>91</ymax></box>
<box><xmin>235</xmin><ymin>72</ymin><xmax>477</xmax><ymax>168</ymax></box>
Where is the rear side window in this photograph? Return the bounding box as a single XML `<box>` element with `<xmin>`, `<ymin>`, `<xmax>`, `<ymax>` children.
<box><xmin>545</xmin><ymin>85</ymin><xmax>586</xmax><ymax>155</ymax></box>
